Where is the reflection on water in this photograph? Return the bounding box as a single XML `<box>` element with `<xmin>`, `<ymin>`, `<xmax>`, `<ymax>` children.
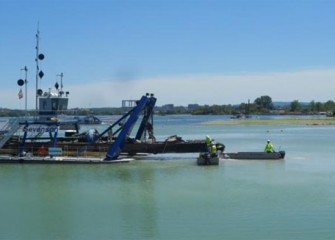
<box><xmin>1</xmin><ymin>115</ymin><xmax>335</xmax><ymax>239</ymax></box>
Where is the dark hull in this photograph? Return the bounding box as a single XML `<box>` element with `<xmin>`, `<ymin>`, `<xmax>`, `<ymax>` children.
<box><xmin>221</xmin><ymin>151</ymin><xmax>285</xmax><ymax>160</ymax></box>
<box><xmin>0</xmin><ymin>155</ymin><xmax>133</xmax><ymax>164</ymax></box>
<box><xmin>0</xmin><ymin>139</ymin><xmax>207</xmax><ymax>157</ymax></box>
<box><xmin>197</xmin><ymin>153</ymin><xmax>219</xmax><ymax>165</ymax></box>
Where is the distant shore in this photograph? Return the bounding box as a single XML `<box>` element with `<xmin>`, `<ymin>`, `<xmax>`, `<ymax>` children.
<box><xmin>202</xmin><ymin>117</ymin><xmax>335</xmax><ymax>125</ymax></box>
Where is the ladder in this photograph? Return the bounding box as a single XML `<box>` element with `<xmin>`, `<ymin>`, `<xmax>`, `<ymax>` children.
<box><xmin>0</xmin><ymin>118</ymin><xmax>21</xmax><ymax>149</ymax></box>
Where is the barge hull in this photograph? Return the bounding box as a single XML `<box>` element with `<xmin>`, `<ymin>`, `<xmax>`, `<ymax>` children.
<box><xmin>0</xmin><ymin>140</ymin><xmax>207</xmax><ymax>157</ymax></box>
<box><xmin>0</xmin><ymin>156</ymin><xmax>134</xmax><ymax>164</ymax></box>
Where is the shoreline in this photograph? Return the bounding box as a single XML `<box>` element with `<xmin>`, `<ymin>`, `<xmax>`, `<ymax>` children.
<box><xmin>201</xmin><ymin>117</ymin><xmax>335</xmax><ymax>125</ymax></box>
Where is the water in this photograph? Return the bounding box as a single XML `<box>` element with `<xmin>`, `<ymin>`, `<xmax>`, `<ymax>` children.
<box><xmin>1</xmin><ymin>115</ymin><xmax>335</xmax><ymax>239</ymax></box>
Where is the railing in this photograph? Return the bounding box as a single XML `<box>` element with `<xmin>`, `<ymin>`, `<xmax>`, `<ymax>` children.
<box><xmin>0</xmin><ymin>143</ymin><xmax>109</xmax><ymax>159</ymax></box>
<box><xmin>33</xmin><ymin>109</ymin><xmax>81</xmax><ymax>121</ymax></box>
<box><xmin>0</xmin><ymin>118</ymin><xmax>21</xmax><ymax>149</ymax></box>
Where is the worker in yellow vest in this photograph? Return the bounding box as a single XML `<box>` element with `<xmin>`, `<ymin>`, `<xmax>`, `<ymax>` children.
<box><xmin>210</xmin><ymin>143</ymin><xmax>217</xmax><ymax>157</ymax></box>
<box><xmin>205</xmin><ymin>135</ymin><xmax>213</xmax><ymax>152</ymax></box>
<box><xmin>264</xmin><ymin>140</ymin><xmax>274</xmax><ymax>153</ymax></box>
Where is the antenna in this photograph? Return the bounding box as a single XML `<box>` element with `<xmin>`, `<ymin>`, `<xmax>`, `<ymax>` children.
<box><xmin>57</xmin><ymin>72</ymin><xmax>64</xmax><ymax>96</ymax></box>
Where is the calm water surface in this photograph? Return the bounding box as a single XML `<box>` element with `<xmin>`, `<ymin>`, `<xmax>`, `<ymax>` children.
<box><xmin>1</xmin><ymin>115</ymin><xmax>335</xmax><ymax>240</ymax></box>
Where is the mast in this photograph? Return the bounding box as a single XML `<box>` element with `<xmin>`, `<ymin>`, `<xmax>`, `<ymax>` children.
<box><xmin>35</xmin><ymin>28</ymin><xmax>39</xmax><ymax>111</ymax></box>
<box><xmin>35</xmin><ymin>25</ymin><xmax>45</xmax><ymax>112</ymax></box>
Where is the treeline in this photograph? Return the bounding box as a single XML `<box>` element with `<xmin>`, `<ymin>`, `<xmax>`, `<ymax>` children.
<box><xmin>158</xmin><ymin>96</ymin><xmax>335</xmax><ymax>116</ymax></box>
<box><xmin>0</xmin><ymin>107</ymin><xmax>128</xmax><ymax>117</ymax></box>
<box><xmin>1</xmin><ymin>95</ymin><xmax>334</xmax><ymax>117</ymax></box>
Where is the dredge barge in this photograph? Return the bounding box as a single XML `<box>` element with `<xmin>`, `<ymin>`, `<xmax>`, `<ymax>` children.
<box><xmin>0</xmin><ymin>94</ymin><xmax>207</xmax><ymax>163</ymax></box>
<box><xmin>0</xmin><ymin>30</ymin><xmax>207</xmax><ymax>163</ymax></box>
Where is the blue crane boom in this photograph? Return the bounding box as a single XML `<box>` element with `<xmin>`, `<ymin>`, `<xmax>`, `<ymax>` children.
<box><xmin>105</xmin><ymin>94</ymin><xmax>156</xmax><ymax>160</ymax></box>
<box><xmin>135</xmin><ymin>94</ymin><xmax>156</xmax><ymax>141</ymax></box>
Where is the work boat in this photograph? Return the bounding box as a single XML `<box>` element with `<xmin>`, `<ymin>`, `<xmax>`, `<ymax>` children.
<box><xmin>197</xmin><ymin>143</ymin><xmax>225</xmax><ymax>166</ymax></box>
<box><xmin>197</xmin><ymin>153</ymin><xmax>219</xmax><ymax>165</ymax></box>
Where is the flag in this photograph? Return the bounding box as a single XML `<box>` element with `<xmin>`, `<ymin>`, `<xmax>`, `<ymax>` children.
<box><xmin>18</xmin><ymin>89</ymin><xmax>23</xmax><ymax>99</ymax></box>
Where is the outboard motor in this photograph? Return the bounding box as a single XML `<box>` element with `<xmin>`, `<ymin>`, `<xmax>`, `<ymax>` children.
<box><xmin>279</xmin><ymin>151</ymin><xmax>286</xmax><ymax>159</ymax></box>
<box><xmin>216</xmin><ymin>143</ymin><xmax>225</xmax><ymax>153</ymax></box>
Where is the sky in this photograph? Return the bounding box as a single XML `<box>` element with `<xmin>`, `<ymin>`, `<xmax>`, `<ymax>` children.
<box><xmin>0</xmin><ymin>0</ymin><xmax>335</xmax><ymax>109</ymax></box>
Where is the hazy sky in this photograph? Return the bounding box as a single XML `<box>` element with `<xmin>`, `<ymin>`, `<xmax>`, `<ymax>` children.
<box><xmin>1</xmin><ymin>0</ymin><xmax>335</xmax><ymax>109</ymax></box>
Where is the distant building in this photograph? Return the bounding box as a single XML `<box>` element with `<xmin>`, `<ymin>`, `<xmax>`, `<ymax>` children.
<box><xmin>161</xmin><ymin>104</ymin><xmax>174</xmax><ymax>111</ymax></box>
<box><xmin>188</xmin><ymin>104</ymin><xmax>200</xmax><ymax>110</ymax></box>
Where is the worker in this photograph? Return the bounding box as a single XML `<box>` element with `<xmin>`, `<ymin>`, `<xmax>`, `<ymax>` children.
<box><xmin>210</xmin><ymin>143</ymin><xmax>217</xmax><ymax>157</ymax></box>
<box><xmin>146</xmin><ymin>122</ymin><xmax>156</xmax><ymax>143</ymax></box>
<box><xmin>205</xmin><ymin>135</ymin><xmax>213</xmax><ymax>152</ymax></box>
<box><xmin>38</xmin><ymin>145</ymin><xmax>47</xmax><ymax>156</ymax></box>
<box><xmin>107</xmin><ymin>129</ymin><xmax>114</xmax><ymax>142</ymax></box>
<box><xmin>264</xmin><ymin>140</ymin><xmax>274</xmax><ymax>153</ymax></box>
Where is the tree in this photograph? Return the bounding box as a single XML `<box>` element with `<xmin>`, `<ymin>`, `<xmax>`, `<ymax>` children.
<box><xmin>254</xmin><ymin>95</ymin><xmax>274</xmax><ymax>110</ymax></box>
<box><xmin>315</xmin><ymin>102</ymin><xmax>323</xmax><ymax>112</ymax></box>
<box><xmin>309</xmin><ymin>100</ymin><xmax>316</xmax><ymax>112</ymax></box>
<box><xmin>324</xmin><ymin>100</ymin><xmax>335</xmax><ymax>111</ymax></box>
<box><xmin>290</xmin><ymin>100</ymin><xmax>302</xmax><ymax>112</ymax></box>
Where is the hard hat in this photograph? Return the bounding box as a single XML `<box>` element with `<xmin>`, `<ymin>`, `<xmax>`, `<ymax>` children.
<box><xmin>267</xmin><ymin>139</ymin><xmax>270</xmax><ymax>142</ymax></box>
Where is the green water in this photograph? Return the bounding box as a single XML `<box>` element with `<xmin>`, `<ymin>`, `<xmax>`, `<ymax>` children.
<box><xmin>1</xmin><ymin>115</ymin><xmax>335</xmax><ymax>239</ymax></box>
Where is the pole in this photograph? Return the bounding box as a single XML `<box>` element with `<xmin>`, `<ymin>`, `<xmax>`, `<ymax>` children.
<box><xmin>23</xmin><ymin>66</ymin><xmax>28</xmax><ymax>116</ymax></box>
<box><xmin>20</xmin><ymin>66</ymin><xmax>28</xmax><ymax>117</ymax></box>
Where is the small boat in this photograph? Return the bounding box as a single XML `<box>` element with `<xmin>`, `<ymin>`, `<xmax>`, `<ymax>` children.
<box><xmin>73</xmin><ymin>115</ymin><xmax>102</xmax><ymax>124</ymax></box>
<box><xmin>221</xmin><ymin>151</ymin><xmax>285</xmax><ymax>160</ymax></box>
<box><xmin>197</xmin><ymin>152</ymin><xmax>219</xmax><ymax>165</ymax></box>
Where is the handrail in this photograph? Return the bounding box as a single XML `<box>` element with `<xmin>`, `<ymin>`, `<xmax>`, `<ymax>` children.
<box><xmin>0</xmin><ymin>118</ymin><xmax>21</xmax><ymax>149</ymax></box>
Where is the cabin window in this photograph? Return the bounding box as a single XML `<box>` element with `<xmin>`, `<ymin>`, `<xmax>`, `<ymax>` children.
<box><xmin>51</xmin><ymin>99</ymin><xmax>58</xmax><ymax>110</ymax></box>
